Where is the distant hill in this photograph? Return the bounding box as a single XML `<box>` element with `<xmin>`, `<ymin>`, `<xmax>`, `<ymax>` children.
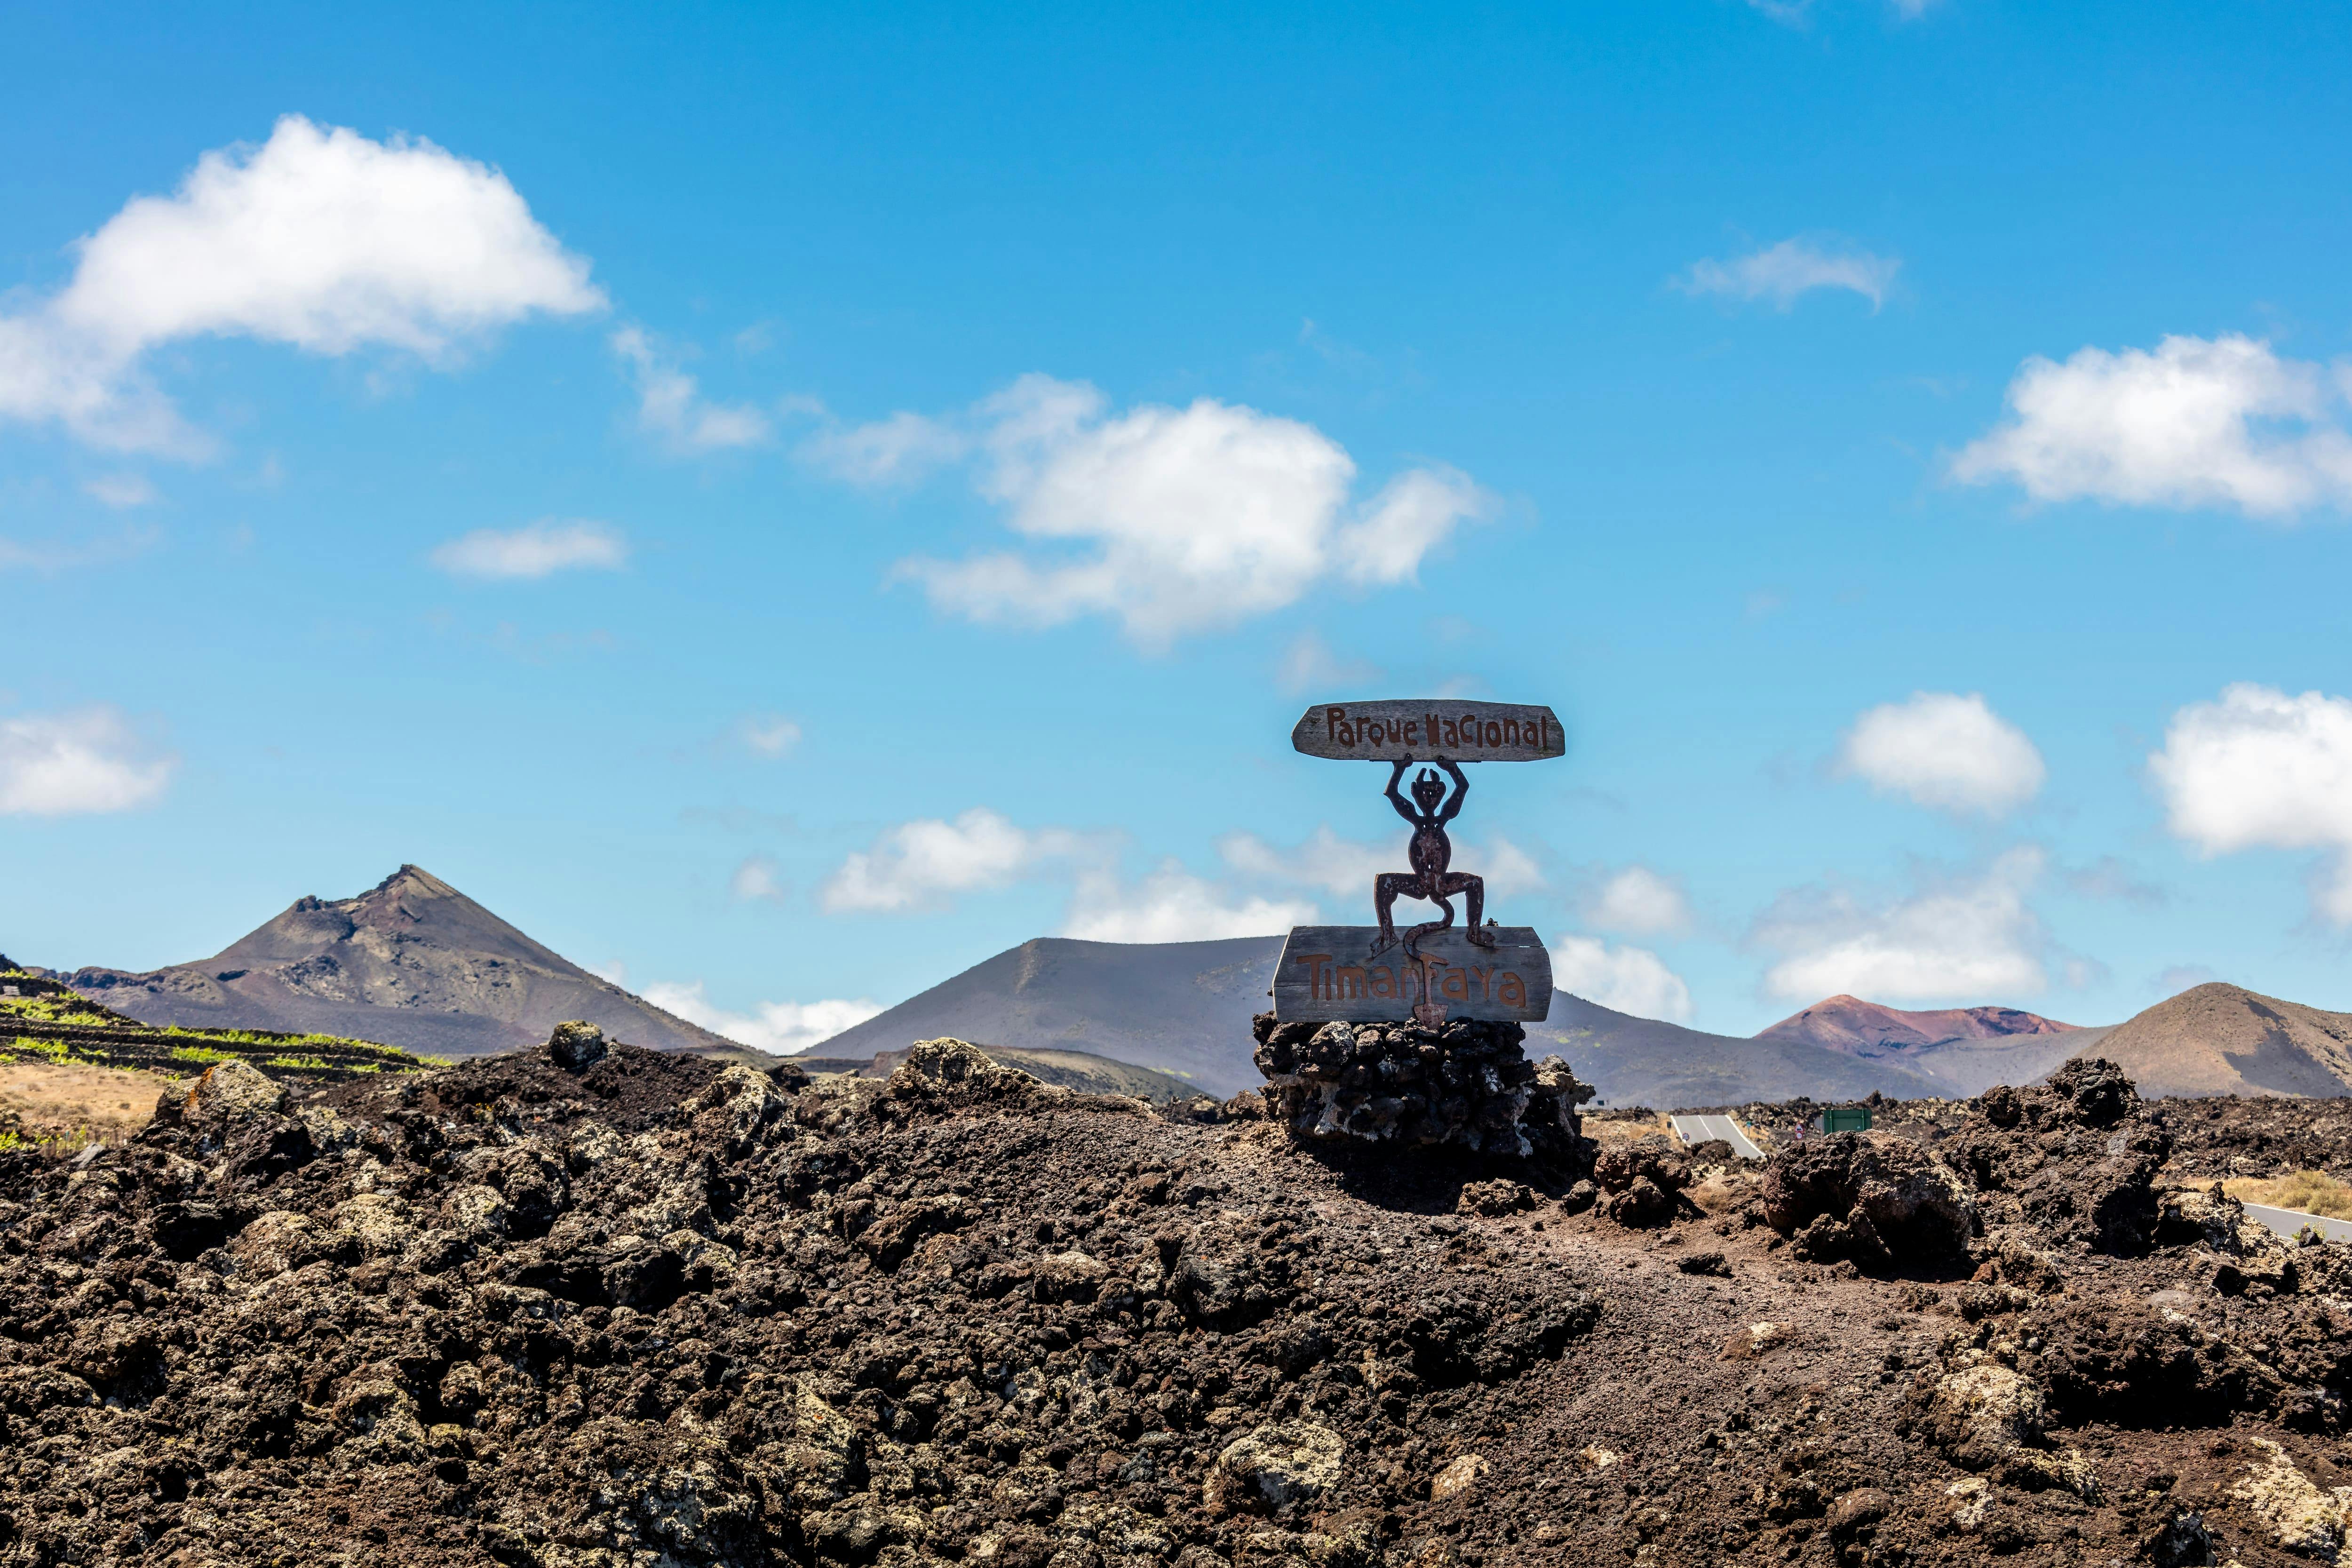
<box><xmin>1526</xmin><ymin>994</ymin><xmax>1954</xmax><ymax>1109</ymax></box>
<box><xmin>1753</xmin><ymin>993</ymin><xmax>2105</xmax><ymax>1098</ymax></box>
<box><xmin>817</xmin><ymin>936</ymin><xmax>1281</xmax><ymax>1095</ymax></box>
<box><xmin>2092</xmin><ymin>982</ymin><xmax>2352</xmax><ymax>1098</ymax></box>
<box><xmin>47</xmin><ymin>865</ymin><xmax>773</xmax><ymax>1066</ymax></box>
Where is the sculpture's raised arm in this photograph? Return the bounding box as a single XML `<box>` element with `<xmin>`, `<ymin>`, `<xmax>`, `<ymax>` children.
<box><xmin>1384</xmin><ymin>756</ymin><xmax>1419</xmax><ymax>823</ymax></box>
<box><xmin>1436</xmin><ymin>758</ymin><xmax>1469</xmax><ymax>823</ymax></box>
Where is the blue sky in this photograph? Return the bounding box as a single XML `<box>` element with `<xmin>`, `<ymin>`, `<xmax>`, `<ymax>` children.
<box><xmin>7</xmin><ymin>0</ymin><xmax>2352</xmax><ymax>1049</ymax></box>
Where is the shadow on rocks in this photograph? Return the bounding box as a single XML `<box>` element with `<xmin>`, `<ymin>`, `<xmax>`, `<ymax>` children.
<box><xmin>1761</xmin><ymin>1130</ymin><xmax>1975</xmax><ymax>1275</ymax></box>
<box><xmin>1590</xmin><ymin>1137</ymin><xmax>1698</xmax><ymax>1228</ymax></box>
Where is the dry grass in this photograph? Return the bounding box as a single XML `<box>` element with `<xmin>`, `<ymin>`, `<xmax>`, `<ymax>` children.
<box><xmin>1586</xmin><ymin>1113</ymin><xmax>1677</xmax><ymax>1148</ymax></box>
<box><xmin>0</xmin><ymin>1058</ymin><xmax>177</xmax><ymax>1151</ymax></box>
<box><xmin>2223</xmin><ymin>1169</ymin><xmax>2352</xmax><ymax>1220</ymax></box>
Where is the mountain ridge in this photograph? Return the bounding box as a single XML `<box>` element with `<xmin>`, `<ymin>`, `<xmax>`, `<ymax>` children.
<box><xmin>2092</xmin><ymin>982</ymin><xmax>2352</xmax><ymax>1098</ymax></box>
<box><xmin>48</xmin><ymin>865</ymin><xmax>767</xmax><ymax>1065</ymax></box>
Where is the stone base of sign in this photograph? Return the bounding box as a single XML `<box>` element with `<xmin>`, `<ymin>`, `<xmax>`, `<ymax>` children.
<box><xmin>1249</xmin><ymin>1012</ymin><xmax>1594</xmax><ymax>1159</ymax></box>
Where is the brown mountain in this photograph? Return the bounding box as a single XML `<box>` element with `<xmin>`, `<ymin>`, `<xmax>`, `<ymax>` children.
<box><xmin>52</xmin><ymin>865</ymin><xmax>767</xmax><ymax>1065</ymax></box>
<box><xmin>1752</xmin><ymin>994</ymin><xmax>2103</xmax><ymax>1097</ymax></box>
<box><xmin>2093</xmin><ymin>982</ymin><xmax>2352</xmax><ymax>1098</ymax></box>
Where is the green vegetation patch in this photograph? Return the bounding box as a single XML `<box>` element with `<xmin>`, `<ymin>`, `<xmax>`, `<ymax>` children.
<box><xmin>0</xmin><ymin>993</ymin><xmax>121</xmax><ymax>1029</ymax></box>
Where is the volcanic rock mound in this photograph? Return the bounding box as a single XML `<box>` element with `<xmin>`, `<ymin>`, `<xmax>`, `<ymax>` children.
<box><xmin>1250</xmin><ymin>1014</ymin><xmax>1593</xmax><ymax>1161</ymax></box>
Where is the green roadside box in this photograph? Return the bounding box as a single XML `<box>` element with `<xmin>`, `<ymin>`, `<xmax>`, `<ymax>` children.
<box><xmin>1819</xmin><ymin>1106</ymin><xmax>1873</xmax><ymax>1133</ymax></box>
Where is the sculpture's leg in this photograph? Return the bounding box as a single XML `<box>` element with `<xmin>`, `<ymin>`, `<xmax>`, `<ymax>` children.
<box><xmin>1374</xmin><ymin>873</ymin><xmax>1426</xmax><ymax>953</ymax></box>
<box><xmin>1445</xmin><ymin>872</ymin><xmax>1497</xmax><ymax>949</ymax></box>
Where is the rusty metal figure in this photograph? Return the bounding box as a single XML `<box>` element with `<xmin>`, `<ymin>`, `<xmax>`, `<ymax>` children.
<box><xmin>1374</xmin><ymin>756</ymin><xmax>1496</xmax><ymax>957</ymax></box>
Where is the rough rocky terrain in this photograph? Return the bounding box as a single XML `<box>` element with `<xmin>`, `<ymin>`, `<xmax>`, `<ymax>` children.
<box><xmin>11</xmin><ymin>1027</ymin><xmax>2352</xmax><ymax>1566</ymax></box>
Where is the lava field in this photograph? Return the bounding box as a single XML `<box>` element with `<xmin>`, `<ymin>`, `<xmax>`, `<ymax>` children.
<box><xmin>7</xmin><ymin>1027</ymin><xmax>2352</xmax><ymax>1567</ymax></box>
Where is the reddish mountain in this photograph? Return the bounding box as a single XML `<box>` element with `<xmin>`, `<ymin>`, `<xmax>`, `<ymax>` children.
<box><xmin>1756</xmin><ymin>994</ymin><xmax>2082</xmax><ymax>1053</ymax></box>
<box><xmin>1751</xmin><ymin>994</ymin><xmax>2102</xmax><ymax>1096</ymax></box>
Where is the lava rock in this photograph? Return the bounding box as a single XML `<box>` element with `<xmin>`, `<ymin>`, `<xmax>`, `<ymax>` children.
<box><xmin>1251</xmin><ymin>1013</ymin><xmax>1577</xmax><ymax>1157</ymax></box>
<box><xmin>545</xmin><ymin>1020</ymin><xmax>609</xmax><ymax>1072</ymax></box>
<box><xmin>1761</xmin><ymin>1131</ymin><xmax>1973</xmax><ymax>1269</ymax></box>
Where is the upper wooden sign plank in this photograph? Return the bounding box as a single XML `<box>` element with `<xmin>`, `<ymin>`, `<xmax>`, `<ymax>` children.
<box><xmin>1292</xmin><ymin>700</ymin><xmax>1566</xmax><ymax>763</ymax></box>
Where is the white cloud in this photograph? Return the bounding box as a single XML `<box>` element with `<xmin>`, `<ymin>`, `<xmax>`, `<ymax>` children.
<box><xmin>83</xmin><ymin>474</ymin><xmax>157</xmax><ymax>508</ymax></box>
<box><xmin>737</xmin><ymin>716</ymin><xmax>802</xmax><ymax>757</ymax></box>
<box><xmin>1755</xmin><ymin>846</ymin><xmax>2049</xmax><ymax>1001</ymax></box>
<box><xmin>1218</xmin><ymin>826</ymin><xmax>1545</xmax><ymax>901</ymax></box>
<box><xmin>822</xmin><ymin>807</ymin><xmax>1092</xmax><ymax>913</ymax></box>
<box><xmin>1551</xmin><ymin>936</ymin><xmax>1694</xmax><ymax>1022</ymax></box>
<box><xmin>641</xmin><ymin>979</ymin><xmax>882</xmax><ymax>1056</ymax></box>
<box><xmin>0</xmin><ymin>115</ymin><xmax>603</xmax><ymax>453</ymax></box>
<box><xmin>1062</xmin><ymin>862</ymin><xmax>1317</xmax><ymax>944</ymax></box>
<box><xmin>1277</xmin><ymin>631</ymin><xmax>1382</xmax><ymax>695</ymax></box>
<box><xmin>796</xmin><ymin>409</ymin><xmax>970</xmax><ymax>485</ymax></box>
<box><xmin>1585</xmin><ymin>866</ymin><xmax>1692</xmax><ymax>937</ymax></box>
<box><xmin>611</xmin><ymin>327</ymin><xmax>771</xmax><ymax>452</ymax></box>
<box><xmin>730</xmin><ymin>856</ymin><xmax>785</xmax><ymax>902</ymax></box>
<box><xmin>429</xmin><ymin>519</ymin><xmax>627</xmax><ymax>580</ymax></box>
<box><xmin>0</xmin><ymin>707</ymin><xmax>175</xmax><ymax>815</ymax></box>
<box><xmin>1951</xmin><ymin>334</ymin><xmax>2352</xmax><ymax>517</ymax></box>
<box><xmin>1677</xmin><ymin>237</ymin><xmax>1899</xmax><ymax>311</ymax></box>
<box><xmin>1837</xmin><ymin>691</ymin><xmax>2045</xmax><ymax>816</ymax></box>
<box><xmin>821</xmin><ymin>373</ymin><xmax>1487</xmax><ymax>644</ymax></box>
<box><xmin>2150</xmin><ymin>683</ymin><xmax>2352</xmax><ymax>922</ymax></box>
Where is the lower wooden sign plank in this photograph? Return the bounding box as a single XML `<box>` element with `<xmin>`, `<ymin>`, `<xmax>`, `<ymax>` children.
<box><xmin>1292</xmin><ymin>700</ymin><xmax>1565</xmax><ymax>764</ymax></box>
<box><xmin>1273</xmin><ymin>925</ymin><xmax>1553</xmax><ymax>1023</ymax></box>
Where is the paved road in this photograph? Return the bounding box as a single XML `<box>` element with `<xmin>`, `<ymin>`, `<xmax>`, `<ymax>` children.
<box><xmin>2243</xmin><ymin>1203</ymin><xmax>2352</xmax><ymax>1245</ymax></box>
<box><xmin>1669</xmin><ymin>1114</ymin><xmax>1766</xmax><ymax>1161</ymax></box>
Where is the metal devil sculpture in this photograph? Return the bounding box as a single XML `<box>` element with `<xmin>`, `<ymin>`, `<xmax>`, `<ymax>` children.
<box><xmin>1275</xmin><ymin>700</ymin><xmax>1565</xmax><ymax>1028</ymax></box>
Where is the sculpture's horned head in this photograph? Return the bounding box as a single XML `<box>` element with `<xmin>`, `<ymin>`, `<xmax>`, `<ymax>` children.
<box><xmin>1411</xmin><ymin>768</ymin><xmax>1445</xmax><ymax>812</ymax></box>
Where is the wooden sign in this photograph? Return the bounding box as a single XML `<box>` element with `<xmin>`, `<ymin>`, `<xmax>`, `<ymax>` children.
<box><xmin>1273</xmin><ymin>926</ymin><xmax>1553</xmax><ymax>1024</ymax></box>
<box><xmin>1292</xmin><ymin>700</ymin><xmax>1565</xmax><ymax>763</ymax></box>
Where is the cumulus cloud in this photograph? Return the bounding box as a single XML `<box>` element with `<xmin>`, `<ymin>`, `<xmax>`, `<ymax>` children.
<box><xmin>0</xmin><ymin>707</ymin><xmax>175</xmax><ymax>815</ymax></box>
<box><xmin>811</xmin><ymin>374</ymin><xmax>1487</xmax><ymax>643</ymax></box>
<box><xmin>0</xmin><ymin>115</ymin><xmax>602</xmax><ymax>453</ymax></box>
<box><xmin>1062</xmin><ymin>863</ymin><xmax>1318</xmax><ymax>944</ymax></box>
<box><xmin>1277</xmin><ymin>632</ymin><xmax>1382</xmax><ymax>695</ymax></box>
<box><xmin>640</xmin><ymin>980</ymin><xmax>881</xmax><ymax>1056</ymax></box>
<box><xmin>821</xmin><ymin>808</ymin><xmax>1093</xmax><ymax>913</ymax></box>
<box><xmin>1836</xmin><ymin>691</ymin><xmax>2045</xmax><ymax>816</ymax></box>
<box><xmin>1551</xmin><ymin>936</ymin><xmax>1694</xmax><ymax>1022</ymax></box>
<box><xmin>611</xmin><ymin>327</ymin><xmax>771</xmax><ymax>452</ymax></box>
<box><xmin>1218</xmin><ymin>827</ymin><xmax>1544</xmax><ymax>901</ymax></box>
<box><xmin>1755</xmin><ymin>846</ymin><xmax>2049</xmax><ymax>1002</ymax></box>
<box><xmin>429</xmin><ymin>519</ymin><xmax>626</xmax><ymax>580</ymax></box>
<box><xmin>1951</xmin><ymin>334</ymin><xmax>2352</xmax><ymax>517</ymax></box>
<box><xmin>2150</xmin><ymin>683</ymin><xmax>2352</xmax><ymax>923</ymax></box>
<box><xmin>737</xmin><ymin>716</ymin><xmax>802</xmax><ymax>757</ymax></box>
<box><xmin>1677</xmin><ymin>237</ymin><xmax>1899</xmax><ymax>311</ymax></box>
<box><xmin>730</xmin><ymin>856</ymin><xmax>785</xmax><ymax>903</ymax></box>
<box><xmin>1584</xmin><ymin>866</ymin><xmax>1692</xmax><ymax>937</ymax></box>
